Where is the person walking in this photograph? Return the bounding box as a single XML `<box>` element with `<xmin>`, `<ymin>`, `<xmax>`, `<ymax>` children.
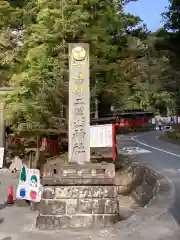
<box><xmin>158</xmin><ymin>120</ymin><xmax>162</xmax><ymax>131</ymax></box>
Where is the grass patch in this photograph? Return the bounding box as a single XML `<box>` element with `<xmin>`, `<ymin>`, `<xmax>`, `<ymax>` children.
<box><xmin>160</xmin><ymin>131</ymin><xmax>180</xmax><ymax>145</ymax></box>
<box><xmin>166</xmin><ymin>131</ymin><xmax>180</xmax><ymax>139</ymax></box>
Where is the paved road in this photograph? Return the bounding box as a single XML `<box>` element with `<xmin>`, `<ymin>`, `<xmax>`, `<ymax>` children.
<box><xmin>117</xmin><ymin>131</ymin><xmax>180</xmax><ymax>225</ymax></box>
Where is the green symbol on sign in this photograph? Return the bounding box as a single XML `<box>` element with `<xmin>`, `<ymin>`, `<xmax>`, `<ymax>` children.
<box><xmin>30</xmin><ymin>175</ymin><xmax>38</xmax><ymax>187</ymax></box>
<box><xmin>20</xmin><ymin>166</ymin><xmax>26</xmax><ymax>182</ymax></box>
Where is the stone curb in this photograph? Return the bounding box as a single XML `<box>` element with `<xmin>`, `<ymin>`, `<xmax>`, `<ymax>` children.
<box><xmin>116</xmin><ymin>165</ymin><xmax>175</xmax><ymax>228</ymax></box>
<box><xmin>112</xmin><ymin>161</ymin><xmax>179</xmax><ymax>239</ymax></box>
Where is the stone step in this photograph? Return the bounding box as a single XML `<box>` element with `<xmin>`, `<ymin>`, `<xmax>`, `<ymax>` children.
<box><xmin>43</xmin><ymin>185</ymin><xmax>117</xmax><ymax>199</ymax></box>
<box><xmin>36</xmin><ymin>214</ymin><xmax>121</xmax><ymax>229</ymax></box>
<box><xmin>39</xmin><ymin>198</ymin><xmax>119</xmax><ymax>215</ymax></box>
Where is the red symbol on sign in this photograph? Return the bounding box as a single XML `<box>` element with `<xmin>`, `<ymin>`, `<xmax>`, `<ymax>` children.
<box><xmin>30</xmin><ymin>191</ymin><xmax>37</xmax><ymax>200</ymax></box>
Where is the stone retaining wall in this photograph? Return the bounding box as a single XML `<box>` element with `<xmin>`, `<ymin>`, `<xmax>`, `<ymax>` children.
<box><xmin>118</xmin><ymin>164</ymin><xmax>158</xmax><ymax>203</ymax></box>
<box><xmin>113</xmin><ymin>170</ymin><xmax>177</xmax><ymax>240</ymax></box>
<box><xmin>107</xmin><ymin>160</ymin><xmax>178</xmax><ymax>240</ymax></box>
<box><xmin>114</xmin><ymin>162</ymin><xmax>160</xmax><ymax>220</ymax></box>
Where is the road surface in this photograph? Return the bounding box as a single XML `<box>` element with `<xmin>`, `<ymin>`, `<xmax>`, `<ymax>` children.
<box><xmin>117</xmin><ymin>131</ymin><xmax>180</xmax><ymax>225</ymax></box>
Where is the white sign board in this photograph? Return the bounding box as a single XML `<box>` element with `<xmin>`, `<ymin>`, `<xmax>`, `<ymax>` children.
<box><xmin>0</xmin><ymin>147</ymin><xmax>4</xmax><ymax>168</ymax></box>
<box><xmin>90</xmin><ymin>124</ymin><xmax>112</xmax><ymax>148</ymax></box>
<box><xmin>16</xmin><ymin>166</ymin><xmax>42</xmax><ymax>202</ymax></box>
<box><xmin>151</xmin><ymin>118</ymin><xmax>155</xmax><ymax>124</ymax></box>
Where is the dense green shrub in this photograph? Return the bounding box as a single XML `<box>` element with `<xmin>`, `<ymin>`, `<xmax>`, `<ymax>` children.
<box><xmin>160</xmin><ymin>131</ymin><xmax>180</xmax><ymax>146</ymax></box>
<box><xmin>166</xmin><ymin>131</ymin><xmax>180</xmax><ymax>140</ymax></box>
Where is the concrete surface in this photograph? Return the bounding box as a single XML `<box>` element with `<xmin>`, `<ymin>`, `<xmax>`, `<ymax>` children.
<box><xmin>0</xmin><ymin>167</ymin><xmax>178</xmax><ymax>240</ymax></box>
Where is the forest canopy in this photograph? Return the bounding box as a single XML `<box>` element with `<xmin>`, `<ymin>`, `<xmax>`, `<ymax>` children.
<box><xmin>0</xmin><ymin>0</ymin><xmax>180</xmax><ymax>135</ymax></box>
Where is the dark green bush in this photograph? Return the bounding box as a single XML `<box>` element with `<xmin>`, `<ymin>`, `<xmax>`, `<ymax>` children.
<box><xmin>166</xmin><ymin>131</ymin><xmax>180</xmax><ymax>140</ymax></box>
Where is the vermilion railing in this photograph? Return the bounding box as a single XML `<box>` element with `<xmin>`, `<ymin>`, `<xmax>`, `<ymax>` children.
<box><xmin>117</xmin><ymin>119</ymin><xmax>149</xmax><ymax>127</ymax></box>
<box><xmin>7</xmin><ymin>137</ymin><xmax>60</xmax><ymax>154</ymax></box>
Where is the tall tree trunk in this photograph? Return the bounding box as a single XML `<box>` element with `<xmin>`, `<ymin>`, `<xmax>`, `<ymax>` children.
<box><xmin>167</xmin><ymin>105</ymin><xmax>171</xmax><ymax>116</ymax></box>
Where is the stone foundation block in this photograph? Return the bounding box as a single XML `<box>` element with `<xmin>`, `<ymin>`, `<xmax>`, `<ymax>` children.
<box><xmin>36</xmin><ymin>215</ymin><xmax>93</xmax><ymax>229</ymax></box>
<box><xmin>36</xmin><ymin>214</ymin><xmax>120</xmax><ymax>230</ymax></box>
<box><xmin>39</xmin><ymin>198</ymin><xmax>119</xmax><ymax>215</ymax></box>
<box><xmin>43</xmin><ymin>162</ymin><xmax>115</xmax><ymax>179</ymax></box>
<box><xmin>66</xmin><ymin>199</ymin><xmax>78</xmax><ymax>214</ymax></box>
<box><xmin>92</xmin><ymin>199</ymin><xmax>118</xmax><ymax>214</ymax></box>
<box><xmin>79</xmin><ymin>199</ymin><xmax>92</xmax><ymax>213</ymax></box>
<box><xmin>42</xmin><ymin>177</ymin><xmax>114</xmax><ymax>186</ymax></box>
<box><xmin>92</xmin><ymin>199</ymin><xmax>104</xmax><ymax>214</ymax></box>
<box><xmin>105</xmin><ymin>199</ymin><xmax>119</xmax><ymax>214</ymax></box>
<box><xmin>67</xmin><ymin>215</ymin><xmax>93</xmax><ymax>228</ymax></box>
<box><xmin>39</xmin><ymin>199</ymin><xmax>66</xmax><ymax>215</ymax></box>
<box><xmin>42</xmin><ymin>186</ymin><xmax>117</xmax><ymax>199</ymax></box>
<box><xmin>36</xmin><ymin>215</ymin><xmax>70</xmax><ymax>230</ymax></box>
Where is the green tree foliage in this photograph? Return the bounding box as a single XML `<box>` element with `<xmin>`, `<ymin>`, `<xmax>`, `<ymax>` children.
<box><xmin>163</xmin><ymin>0</ymin><xmax>180</xmax><ymax>31</ymax></box>
<box><xmin>0</xmin><ymin>1</ymin><xmax>21</xmax><ymax>86</ymax></box>
<box><xmin>5</xmin><ymin>0</ymin><xmax>145</xmax><ymax>133</ymax></box>
<box><xmin>162</xmin><ymin>0</ymin><xmax>180</xmax><ymax>113</ymax></box>
<box><xmin>0</xmin><ymin>0</ymin><xmax>38</xmax><ymax>87</ymax></box>
<box><xmin>114</xmin><ymin>34</ymin><xmax>175</xmax><ymax>114</ymax></box>
<box><xmin>5</xmin><ymin>0</ymin><xmax>89</xmax><ymax>133</ymax></box>
<box><xmin>3</xmin><ymin>0</ymin><xmax>179</xmax><ymax>137</ymax></box>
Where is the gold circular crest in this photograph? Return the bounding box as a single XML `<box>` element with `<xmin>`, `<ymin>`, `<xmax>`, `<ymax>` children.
<box><xmin>72</xmin><ymin>46</ymin><xmax>86</xmax><ymax>61</ymax></box>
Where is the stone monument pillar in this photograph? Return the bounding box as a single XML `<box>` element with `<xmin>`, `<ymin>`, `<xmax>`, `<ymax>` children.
<box><xmin>68</xmin><ymin>43</ymin><xmax>90</xmax><ymax>163</ymax></box>
<box><xmin>36</xmin><ymin>43</ymin><xmax>119</xmax><ymax>229</ymax></box>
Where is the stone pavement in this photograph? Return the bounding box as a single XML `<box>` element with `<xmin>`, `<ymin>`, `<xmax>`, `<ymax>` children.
<box><xmin>0</xmin><ymin>171</ymin><xmax>116</xmax><ymax>240</ymax></box>
<box><xmin>0</xmin><ymin>171</ymin><xmax>180</xmax><ymax>240</ymax></box>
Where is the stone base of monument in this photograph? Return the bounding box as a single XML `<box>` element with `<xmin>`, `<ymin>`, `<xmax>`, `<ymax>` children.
<box><xmin>36</xmin><ymin>162</ymin><xmax>120</xmax><ymax>229</ymax></box>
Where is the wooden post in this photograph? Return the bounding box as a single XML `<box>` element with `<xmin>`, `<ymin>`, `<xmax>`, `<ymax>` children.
<box><xmin>0</xmin><ymin>102</ymin><xmax>5</xmax><ymax>168</ymax></box>
<box><xmin>112</xmin><ymin>124</ymin><xmax>116</xmax><ymax>161</ymax></box>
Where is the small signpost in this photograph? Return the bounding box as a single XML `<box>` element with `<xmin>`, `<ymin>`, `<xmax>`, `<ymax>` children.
<box><xmin>16</xmin><ymin>166</ymin><xmax>42</xmax><ymax>202</ymax></box>
<box><xmin>0</xmin><ymin>147</ymin><xmax>4</xmax><ymax>168</ymax></box>
<box><xmin>90</xmin><ymin>124</ymin><xmax>116</xmax><ymax>160</ymax></box>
